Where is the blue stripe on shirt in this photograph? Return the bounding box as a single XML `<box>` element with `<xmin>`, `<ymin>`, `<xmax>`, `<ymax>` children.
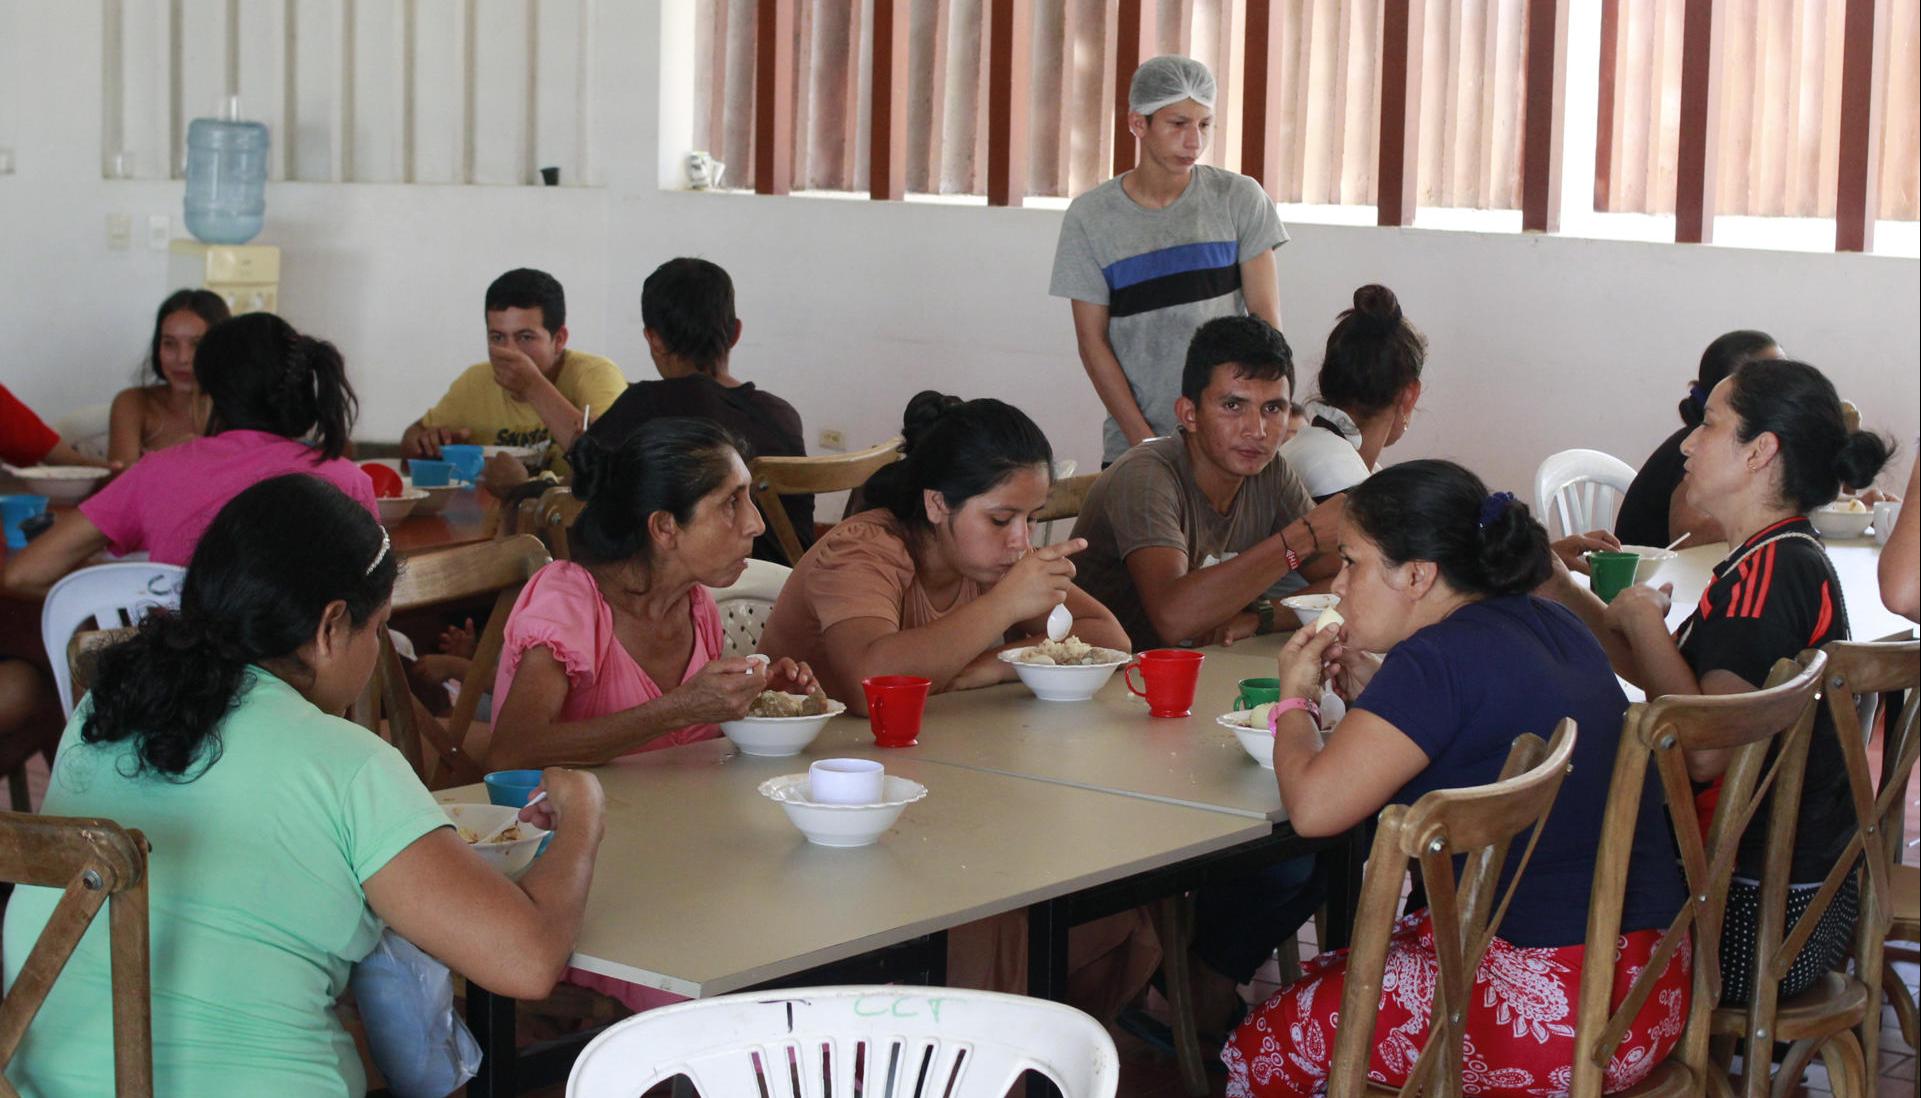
<box><xmin>1101</xmin><ymin>240</ymin><xmax>1240</xmax><ymax>292</ymax></box>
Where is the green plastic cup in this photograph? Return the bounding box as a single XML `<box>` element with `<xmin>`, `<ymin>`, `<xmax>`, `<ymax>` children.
<box><xmin>1587</xmin><ymin>551</ymin><xmax>1642</xmax><ymax>603</ymax></box>
<box><xmin>1233</xmin><ymin>676</ymin><xmax>1282</xmax><ymax>711</ymax></box>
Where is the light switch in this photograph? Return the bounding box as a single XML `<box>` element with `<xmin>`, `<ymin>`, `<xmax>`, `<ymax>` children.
<box><xmin>147</xmin><ymin>214</ymin><xmax>171</xmax><ymax>250</ymax></box>
<box><xmin>107</xmin><ymin>213</ymin><xmax>131</xmax><ymax>251</ymax></box>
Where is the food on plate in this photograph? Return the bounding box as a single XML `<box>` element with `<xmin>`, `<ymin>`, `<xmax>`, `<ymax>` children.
<box><xmin>748</xmin><ymin>688</ymin><xmax>831</xmax><ymax>718</ymax></box>
<box><xmin>1827</xmin><ymin>497</ymin><xmax>1868</xmax><ymax>514</ymax></box>
<box><xmin>1312</xmin><ymin>606</ymin><xmax>1346</xmax><ymax>633</ymax></box>
<box><xmin>1017</xmin><ymin>636</ymin><xmax>1124</xmax><ymax>666</ymax></box>
<box><xmin>457</xmin><ymin>824</ymin><xmax>521</xmax><ymax>845</ymax></box>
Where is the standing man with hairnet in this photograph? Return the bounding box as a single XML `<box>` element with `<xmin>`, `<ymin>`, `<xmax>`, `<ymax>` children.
<box><xmin>1050</xmin><ymin>55</ymin><xmax>1289</xmax><ymax>467</ymax></box>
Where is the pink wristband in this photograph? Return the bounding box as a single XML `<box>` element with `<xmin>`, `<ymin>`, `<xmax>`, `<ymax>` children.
<box><xmin>1268</xmin><ymin>695</ymin><xmax>1320</xmax><ymax>732</ymax></box>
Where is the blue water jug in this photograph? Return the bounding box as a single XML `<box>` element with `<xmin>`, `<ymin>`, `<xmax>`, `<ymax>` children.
<box><xmin>183</xmin><ymin>113</ymin><xmax>269</xmax><ymax>245</ymax></box>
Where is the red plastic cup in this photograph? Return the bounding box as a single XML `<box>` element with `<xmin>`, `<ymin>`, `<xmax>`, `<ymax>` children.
<box><xmin>861</xmin><ymin>675</ymin><xmax>931</xmax><ymax>747</ymax></box>
<box><xmin>359</xmin><ymin>462</ymin><xmax>404</xmax><ymax>499</ymax></box>
<box><xmin>1122</xmin><ymin>649</ymin><xmax>1205</xmax><ymax>718</ymax></box>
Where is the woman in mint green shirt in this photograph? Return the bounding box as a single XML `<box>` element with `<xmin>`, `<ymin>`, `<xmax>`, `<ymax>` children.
<box><xmin>2</xmin><ymin>474</ymin><xmax>607</xmax><ymax>1098</ymax></box>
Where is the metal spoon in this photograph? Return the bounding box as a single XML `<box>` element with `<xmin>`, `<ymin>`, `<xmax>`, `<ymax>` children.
<box><xmin>1046</xmin><ymin>602</ymin><xmax>1072</xmax><ymax>643</ymax></box>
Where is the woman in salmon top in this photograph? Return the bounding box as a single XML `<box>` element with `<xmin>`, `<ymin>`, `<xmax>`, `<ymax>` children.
<box><xmin>488</xmin><ymin>419</ymin><xmax>816</xmax><ymax>768</ymax></box>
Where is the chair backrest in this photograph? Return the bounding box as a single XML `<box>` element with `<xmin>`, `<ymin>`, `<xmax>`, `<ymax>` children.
<box><xmin>65</xmin><ymin>626</ymin><xmax>139</xmax><ymax>707</ymax></box>
<box><xmin>369</xmin><ymin>535</ymin><xmax>552</xmax><ymax>787</ymax></box>
<box><xmin>40</xmin><ymin>563</ymin><xmax>187</xmax><ymax>717</ymax></box>
<box><xmin>1034</xmin><ymin>473</ymin><xmax>1098</xmax><ymax>546</ymax></box>
<box><xmin>536</xmin><ymin>486</ymin><xmax>586</xmax><ymax>562</ymax></box>
<box><xmin>566</xmin><ymin>985</ymin><xmax>1118</xmax><ymax>1097</ymax></box>
<box><xmin>0</xmin><ymin>812</ymin><xmax>153</xmax><ymax>1096</ymax></box>
<box><xmin>1328</xmin><ymin>721</ymin><xmax>1578</xmax><ymax>1098</ymax></box>
<box><xmin>51</xmin><ymin>402</ymin><xmax>113</xmax><ymax>462</ymax></box>
<box><xmin>1820</xmin><ymin>640</ymin><xmax>1919</xmax><ymax>1072</ymax></box>
<box><xmin>1533</xmin><ymin>449</ymin><xmax>1636</xmax><ymax>540</ymax></box>
<box><xmin>751</xmin><ymin>437</ymin><xmax>904</xmax><ymax>565</ymax></box>
<box><xmin>1566</xmin><ymin>651</ymin><xmax>1825</xmax><ymax>1097</ymax></box>
<box><xmin>703</xmin><ymin>558</ymin><xmax>793</xmax><ymax>658</ymax></box>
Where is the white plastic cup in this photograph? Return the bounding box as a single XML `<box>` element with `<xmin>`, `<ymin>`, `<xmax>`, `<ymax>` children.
<box><xmin>808</xmin><ymin>758</ymin><xmax>885</xmax><ymax>805</ymax></box>
<box><xmin>1874</xmin><ymin>501</ymin><xmax>1900</xmax><ymax>547</ymax></box>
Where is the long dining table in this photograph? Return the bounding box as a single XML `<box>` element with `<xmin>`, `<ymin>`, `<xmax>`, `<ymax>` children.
<box><xmin>438</xmin><ymin>643</ymin><xmax>1359</xmax><ymax>1096</ymax></box>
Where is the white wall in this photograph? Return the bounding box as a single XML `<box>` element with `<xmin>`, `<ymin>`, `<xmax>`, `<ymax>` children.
<box><xmin>4</xmin><ymin>0</ymin><xmax>1916</xmax><ymax>502</ymax></box>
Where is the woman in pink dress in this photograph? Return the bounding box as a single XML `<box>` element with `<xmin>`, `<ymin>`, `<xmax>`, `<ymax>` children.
<box><xmin>490</xmin><ymin>419</ymin><xmax>816</xmax><ymax>765</ymax></box>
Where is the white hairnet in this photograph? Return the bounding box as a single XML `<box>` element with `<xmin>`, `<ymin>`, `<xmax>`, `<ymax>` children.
<box><xmin>1129</xmin><ymin>55</ymin><xmax>1216</xmax><ymax>116</ymax></box>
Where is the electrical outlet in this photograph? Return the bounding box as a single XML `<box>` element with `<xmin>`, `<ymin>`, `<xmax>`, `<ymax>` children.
<box><xmin>106</xmin><ymin>213</ymin><xmax>131</xmax><ymax>251</ymax></box>
<box><xmin>147</xmin><ymin>214</ymin><xmax>171</xmax><ymax>250</ymax></box>
<box><xmin>818</xmin><ymin>428</ymin><xmax>846</xmax><ymax>452</ymax></box>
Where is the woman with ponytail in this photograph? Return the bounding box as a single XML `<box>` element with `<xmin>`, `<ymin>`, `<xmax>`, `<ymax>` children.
<box><xmin>757</xmin><ymin>390</ymin><xmax>1129</xmax><ymax>712</ymax></box>
<box><xmin>2</xmin><ymin>312</ymin><xmax>377</xmax><ymax>596</ymax></box>
<box><xmin>1222</xmin><ymin>460</ymin><xmax>1688</xmax><ymax>1096</ymax></box>
<box><xmin>2</xmin><ymin>476</ymin><xmax>606</xmax><ymax>1097</ymax></box>
<box><xmin>1274</xmin><ymin>283</ymin><xmax>1426</xmax><ymax>501</ymax></box>
<box><xmin>1615</xmin><ymin>329</ymin><xmax>1781</xmax><ymax>547</ymax></box>
<box><xmin>1544</xmin><ymin>357</ymin><xmax>1892</xmax><ymax>1008</ymax></box>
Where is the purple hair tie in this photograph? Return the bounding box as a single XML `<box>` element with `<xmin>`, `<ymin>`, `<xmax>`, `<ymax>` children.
<box><xmin>1688</xmin><ymin>383</ymin><xmax>1710</xmax><ymax>410</ymax></box>
<box><xmin>1478</xmin><ymin>491</ymin><xmax>1516</xmax><ymax>528</ymax></box>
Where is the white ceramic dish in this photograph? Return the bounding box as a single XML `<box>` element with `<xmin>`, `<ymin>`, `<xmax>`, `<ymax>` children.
<box><xmin>443</xmin><ymin>803</ymin><xmax>550</xmax><ymax>877</ymax></box>
<box><xmin>997</xmin><ymin>645</ymin><xmax>1130</xmax><ymax>702</ymax></box>
<box><xmin>375</xmin><ymin>488</ymin><xmax>429</xmax><ymax>526</ymax></box>
<box><xmin>4</xmin><ymin>465</ymin><xmax>110</xmax><ymax>505</ymax></box>
<box><xmin>759</xmin><ymin>773</ymin><xmax>928</xmax><ymax>847</ymax></box>
<box><xmin>482</xmin><ymin>444</ymin><xmax>549</xmax><ymax>470</ymax></box>
<box><xmin>407</xmin><ymin>480</ymin><xmax>460</xmax><ymax>515</ymax></box>
<box><xmin>1278</xmin><ymin>594</ymin><xmax>1340</xmax><ymax>628</ymax></box>
<box><xmin>1216</xmin><ymin>712</ymin><xmax>1276</xmax><ymax>769</ymax></box>
<box><xmin>1615</xmin><ymin>545</ymin><xmax>1679</xmax><ymax>584</ymax></box>
<box><xmin>1810</xmin><ymin>503</ymin><xmax>1873</xmax><ymax>540</ymax></box>
<box><xmin>719</xmin><ymin>699</ymin><xmax>847</xmax><ymax>757</ymax></box>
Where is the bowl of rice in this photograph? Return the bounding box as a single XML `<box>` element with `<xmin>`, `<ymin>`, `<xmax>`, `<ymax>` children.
<box><xmin>443</xmin><ymin>802</ymin><xmax>550</xmax><ymax>878</ymax></box>
<box><xmin>720</xmin><ymin>690</ymin><xmax>847</xmax><ymax>757</ymax></box>
<box><xmin>998</xmin><ymin>636</ymin><xmax>1130</xmax><ymax>702</ymax></box>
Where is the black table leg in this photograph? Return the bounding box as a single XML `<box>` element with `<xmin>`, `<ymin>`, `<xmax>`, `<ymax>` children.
<box><xmin>464</xmin><ymin>981</ymin><xmax>518</xmax><ymax>1097</ymax></box>
<box><xmin>1317</xmin><ymin>826</ymin><xmax>1367</xmax><ymax>951</ymax></box>
<box><xmin>1025</xmin><ymin>899</ymin><xmax>1071</xmax><ymax>1097</ymax></box>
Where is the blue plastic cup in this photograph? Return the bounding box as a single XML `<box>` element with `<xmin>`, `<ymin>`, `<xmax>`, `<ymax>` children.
<box><xmin>0</xmin><ymin>495</ymin><xmax>49</xmax><ymax>550</ymax></box>
<box><xmin>483</xmin><ymin>769</ymin><xmax>543</xmax><ymax>808</ymax></box>
<box><xmin>439</xmin><ymin>445</ymin><xmax>485</xmax><ymax>483</ymax></box>
<box><xmin>408</xmin><ymin>459</ymin><xmax>454</xmax><ymax>487</ymax></box>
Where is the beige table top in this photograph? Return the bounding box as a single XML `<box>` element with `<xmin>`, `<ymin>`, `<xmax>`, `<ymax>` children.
<box><xmin>438</xmin><ymin>739</ymin><xmax>1266</xmax><ymax>998</ymax></box>
<box><xmin>813</xmin><ymin>644</ymin><xmax>1293</xmax><ymax>821</ymax></box>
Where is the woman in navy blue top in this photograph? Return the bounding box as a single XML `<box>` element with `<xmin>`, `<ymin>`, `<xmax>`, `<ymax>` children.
<box><xmin>1223</xmin><ymin>460</ymin><xmax>1688</xmax><ymax>1098</ymax></box>
<box><xmin>1546</xmin><ymin>359</ymin><xmax>1891</xmax><ymax>1008</ymax></box>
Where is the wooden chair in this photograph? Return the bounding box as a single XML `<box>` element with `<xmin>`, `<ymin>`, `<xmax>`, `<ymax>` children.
<box><xmin>367</xmin><ymin>535</ymin><xmax>552</xmax><ymax>789</ymax></box>
<box><xmin>1326</xmin><ymin>720</ymin><xmax>1578</xmax><ymax>1098</ymax></box>
<box><xmin>1035</xmin><ymin>473</ymin><xmax>1098</xmax><ymax>545</ymax></box>
<box><xmin>0</xmin><ymin>812</ymin><xmax>153</xmax><ymax>1096</ymax></box>
<box><xmin>534</xmin><ymin>485</ymin><xmax>584</xmax><ymax>562</ymax></box>
<box><xmin>1567</xmin><ymin>651</ymin><xmax>1825</xmax><ymax>1097</ymax></box>
<box><xmin>750</xmin><ymin>437</ymin><xmax>903</xmax><ymax>565</ymax></box>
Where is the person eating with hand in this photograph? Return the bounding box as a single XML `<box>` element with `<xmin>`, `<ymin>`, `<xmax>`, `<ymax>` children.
<box><xmin>757</xmin><ymin>391</ymin><xmax>1129</xmax><ymax>713</ymax></box>
<box><xmin>399</xmin><ymin>268</ymin><xmax>626</xmax><ymax>479</ymax></box>
<box><xmin>487</xmin><ymin>420</ymin><xmax>818</xmax><ymax>769</ymax></box>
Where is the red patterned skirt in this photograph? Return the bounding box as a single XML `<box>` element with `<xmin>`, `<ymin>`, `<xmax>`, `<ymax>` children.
<box><xmin>1223</xmin><ymin>912</ymin><xmax>1691</xmax><ymax>1097</ymax></box>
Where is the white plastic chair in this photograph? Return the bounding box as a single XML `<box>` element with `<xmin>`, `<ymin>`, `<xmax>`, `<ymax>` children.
<box><xmin>703</xmin><ymin>558</ymin><xmax>792</xmax><ymax>657</ymax></box>
<box><xmin>566</xmin><ymin>986</ymin><xmax>1119</xmax><ymax>1097</ymax></box>
<box><xmin>1533</xmin><ymin>448</ymin><xmax>1636</xmax><ymax>540</ymax></box>
<box><xmin>41</xmin><ymin>562</ymin><xmax>185</xmax><ymax>716</ymax></box>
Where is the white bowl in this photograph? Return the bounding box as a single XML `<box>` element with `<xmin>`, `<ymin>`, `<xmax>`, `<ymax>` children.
<box><xmin>1810</xmin><ymin>504</ymin><xmax>1873</xmax><ymax>539</ymax></box>
<box><xmin>406</xmin><ymin>480</ymin><xmax>460</xmax><ymax>515</ymax></box>
<box><xmin>997</xmin><ymin>645</ymin><xmax>1130</xmax><ymax>702</ymax></box>
<box><xmin>1278</xmin><ymin>593</ymin><xmax>1340</xmax><ymax>627</ymax></box>
<box><xmin>443</xmin><ymin>803</ymin><xmax>550</xmax><ymax>878</ymax></box>
<box><xmin>759</xmin><ymin>773</ymin><xmax>928</xmax><ymax>847</ymax></box>
<box><xmin>1616</xmin><ymin>545</ymin><xmax>1679</xmax><ymax>584</ymax></box>
<box><xmin>1216</xmin><ymin>712</ymin><xmax>1275</xmax><ymax>769</ymax></box>
<box><xmin>375</xmin><ymin>488</ymin><xmax>428</xmax><ymax>525</ymax></box>
<box><xmin>482</xmin><ymin>444</ymin><xmax>549</xmax><ymax>470</ymax></box>
<box><xmin>719</xmin><ymin>699</ymin><xmax>847</xmax><ymax>757</ymax></box>
<box><xmin>4</xmin><ymin>465</ymin><xmax>110</xmax><ymax>505</ymax></box>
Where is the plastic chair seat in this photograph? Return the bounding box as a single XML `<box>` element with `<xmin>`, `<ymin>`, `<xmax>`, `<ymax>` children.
<box><xmin>1708</xmin><ymin>971</ymin><xmax>1868</xmax><ymax>1042</ymax></box>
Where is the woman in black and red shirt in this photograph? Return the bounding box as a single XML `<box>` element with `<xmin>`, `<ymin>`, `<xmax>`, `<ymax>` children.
<box><xmin>1547</xmin><ymin>358</ymin><xmax>1891</xmax><ymax>1004</ymax></box>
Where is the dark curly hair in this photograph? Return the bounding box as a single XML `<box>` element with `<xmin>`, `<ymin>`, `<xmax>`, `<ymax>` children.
<box><xmin>1345</xmin><ymin>460</ymin><xmax>1553</xmax><ymax>598</ymax></box>
<box><xmin>565</xmin><ymin>418</ymin><xmax>750</xmax><ymax>568</ymax></box>
<box><xmin>81</xmin><ymin>476</ymin><xmax>398</xmax><ymax>780</ymax></box>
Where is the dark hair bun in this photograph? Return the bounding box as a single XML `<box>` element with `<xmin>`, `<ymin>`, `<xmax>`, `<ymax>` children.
<box><xmin>1350</xmin><ymin>284</ymin><xmax>1403</xmax><ymax>334</ymax></box>
<box><xmin>1478</xmin><ymin>501</ymin><xmax>1554</xmax><ymax>596</ymax></box>
<box><xmin>567</xmin><ymin>433</ymin><xmax>613</xmax><ymax>504</ymax></box>
<box><xmin>900</xmin><ymin>391</ymin><xmax>963</xmax><ymax>454</ymax></box>
<box><xmin>1834</xmin><ymin>430</ymin><xmax>1893</xmax><ymax>492</ymax></box>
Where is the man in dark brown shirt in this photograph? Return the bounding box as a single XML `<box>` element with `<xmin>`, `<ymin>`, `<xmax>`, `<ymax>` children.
<box><xmin>588</xmin><ymin>258</ymin><xmax>812</xmax><ymax>565</ymax></box>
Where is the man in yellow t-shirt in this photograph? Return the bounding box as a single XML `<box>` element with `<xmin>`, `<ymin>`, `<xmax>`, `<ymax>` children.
<box><xmin>400</xmin><ymin>268</ymin><xmax>627</xmax><ymax>472</ymax></box>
